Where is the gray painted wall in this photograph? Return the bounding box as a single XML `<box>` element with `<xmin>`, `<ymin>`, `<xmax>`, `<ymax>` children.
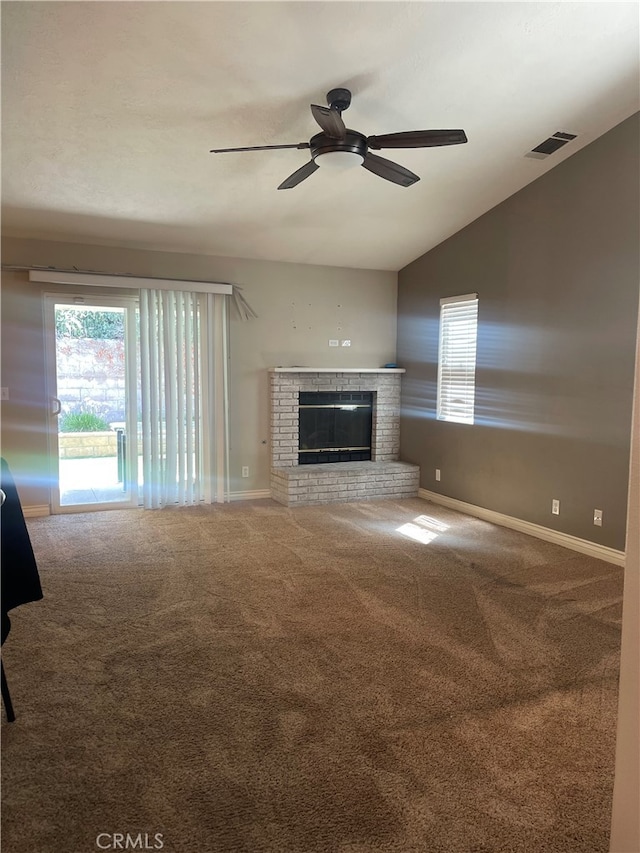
<box><xmin>397</xmin><ymin>113</ymin><xmax>639</xmax><ymax>550</ymax></box>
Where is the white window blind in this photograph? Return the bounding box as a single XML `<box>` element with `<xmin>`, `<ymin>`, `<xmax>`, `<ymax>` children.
<box><xmin>437</xmin><ymin>293</ymin><xmax>478</xmax><ymax>424</ymax></box>
<box><xmin>139</xmin><ymin>289</ymin><xmax>230</xmax><ymax>508</ymax></box>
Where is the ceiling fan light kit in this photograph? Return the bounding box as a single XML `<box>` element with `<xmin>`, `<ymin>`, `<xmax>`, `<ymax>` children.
<box><xmin>310</xmin><ymin>129</ymin><xmax>367</xmax><ymax>170</ymax></box>
<box><xmin>314</xmin><ymin>151</ymin><xmax>364</xmax><ymax>170</ymax></box>
<box><xmin>210</xmin><ymin>88</ymin><xmax>467</xmax><ymax>190</ymax></box>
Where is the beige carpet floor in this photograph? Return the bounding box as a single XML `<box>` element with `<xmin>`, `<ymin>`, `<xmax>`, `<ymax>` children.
<box><xmin>1</xmin><ymin>498</ymin><xmax>624</xmax><ymax>853</ymax></box>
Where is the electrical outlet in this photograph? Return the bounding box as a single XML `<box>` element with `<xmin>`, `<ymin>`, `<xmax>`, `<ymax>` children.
<box><xmin>552</xmin><ymin>499</ymin><xmax>560</xmax><ymax>515</ymax></box>
<box><xmin>594</xmin><ymin>509</ymin><xmax>603</xmax><ymax>527</ymax></box>
<box><xmin>435</xmin><ymin>468</ymin><xmax>441</xmax><ymax>482</ymax></box>
<box><xmin>0</xmin><ymin>387</ymin><xmax>8</xmax><ymax>400</ymax></box>
<box><xmin>242</xmin><ymin>466</ymin><xmax>249</xmax><ymax>478</ymax></box>
<box><xmin>329</xmin><ymin>339</ymin><xmax>339</xmax><ymax>347</ymax></box>
<box><xmin>341</xmin><ymin>340</ymin><xmax>351</xmax><ymax>347</ymax></box>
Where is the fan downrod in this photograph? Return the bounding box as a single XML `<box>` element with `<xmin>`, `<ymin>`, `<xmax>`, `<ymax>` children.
<box><xmin>326</xmin><ymin>88</ymin><xmax>351</xmax><ymax>113</ymax></box>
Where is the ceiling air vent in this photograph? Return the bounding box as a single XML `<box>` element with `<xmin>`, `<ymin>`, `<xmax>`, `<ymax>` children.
<box><xmin>525</xmin><ymin>131</ymin><xmax>577</xmax><ymax>160</ymax></box>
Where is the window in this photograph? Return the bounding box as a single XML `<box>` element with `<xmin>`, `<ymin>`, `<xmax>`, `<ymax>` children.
<box><xmin>437</xmin><ymin>293</ymin><xmax>478</xmax><ymax>424</ymax></box>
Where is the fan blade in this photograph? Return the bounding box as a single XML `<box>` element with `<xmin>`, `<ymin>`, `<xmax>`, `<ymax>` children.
<box><xmin>277</xmin><ymin>159</ymin><xmax>319</xmax><ymax>190</ymax></box>
<box><xmin>209</xmin><ymin>142</ymin><xmax>311</xmax><ymax>154</ymax></box>
<box><xmin>367</xmin><ymin>130</ymin><xmax>467</xmax><ymax>150</ymax></box>
<box><xmin>361</xmin><ymin>153</ymin><xmax>419</xmax><ymax>187</ymax></box>
<box><xmin>210</xmin><ymin>142</ymin><xmax>310</xmax><ymax>153</ymax></box>
<box><xmin>310</xmin><ymin>104</ymin><xmax>346</xmax><ymax>139</ymax></box>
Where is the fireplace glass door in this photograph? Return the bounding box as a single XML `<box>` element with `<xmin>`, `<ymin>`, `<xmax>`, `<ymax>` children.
<box><xmin>298</xmin><ymin>392</ymin><xmax>373</xmax><ymax>464</ymax></box>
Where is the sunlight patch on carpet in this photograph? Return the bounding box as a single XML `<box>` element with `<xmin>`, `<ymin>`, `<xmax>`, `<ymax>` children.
<box><xmin>396</xmin><ymin>514</ymin><xmax>449</xmax><ymax>544</ymax></box>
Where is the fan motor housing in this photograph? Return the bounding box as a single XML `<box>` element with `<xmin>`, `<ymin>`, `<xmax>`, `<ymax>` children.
<box><xmin>326</xmin><ymin>88</ymin><xmax>352</xmax><ymax>112</ymax></box>
<box><xmin>310</xmin><ymin>130</ymin><xmax>367</xmax><ymax>162</ymax></box>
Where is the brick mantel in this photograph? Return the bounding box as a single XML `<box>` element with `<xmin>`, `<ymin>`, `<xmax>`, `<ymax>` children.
<box><xmin>269</xmin><ymin>368</ymin><xmax>418</xmax><ymax>506</ymax></box>
<box><xmin>269</xmin><ymin>367</ymin><xmax>405</xmax><ymax>374</ymax></box>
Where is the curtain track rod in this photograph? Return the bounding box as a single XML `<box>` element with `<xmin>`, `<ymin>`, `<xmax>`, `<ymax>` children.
<box><xmin>1</xmin><ymin>263</ymin><xmax>233</xmax><ymax>287</ymax></box>
<box><xmin>2</xmin><ymin>265</ymin><xmax>258</xmax><ymax>320</ymax></box>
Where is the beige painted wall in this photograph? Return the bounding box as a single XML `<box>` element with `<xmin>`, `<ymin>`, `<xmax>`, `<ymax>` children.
<box><xmin>397</xmin><ymin>113</ymin><xmax>639</xmax><ymax>551</ymax></box>
<box><xmin>0</xmin><ymin>239</ymin><xmax>397</xmax><ymax>506</ymax></box>
<box><xmin>610</xmin><ymin>305</ymin><xmax>640</xmax><ymax>852</ymax></box>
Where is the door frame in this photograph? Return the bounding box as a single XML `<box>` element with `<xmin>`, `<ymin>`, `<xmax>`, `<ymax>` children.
<box><xmin>44</xmin><ymin>292</ymin><xmax>139</xmax><ymax>513</ymax></box>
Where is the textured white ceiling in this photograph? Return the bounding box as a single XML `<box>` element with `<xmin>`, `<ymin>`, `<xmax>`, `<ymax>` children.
<box><xmin>2</xmin><ymin>1</ymin><xmax>639</xmax><ymax>271</ymax></box>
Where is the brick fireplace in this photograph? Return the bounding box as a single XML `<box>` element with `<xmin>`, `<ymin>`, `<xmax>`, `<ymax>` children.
<box><xmin>269</xmin><ymin>368</ymin><xmax>419</xmax><ymax>506</ymax></box>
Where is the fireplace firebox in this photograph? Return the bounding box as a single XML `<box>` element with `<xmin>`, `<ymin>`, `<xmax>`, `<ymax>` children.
<box><xmin>298</xmin><ymin>391</ymin><xmax>373</xmax><ymax>464</ymax></box>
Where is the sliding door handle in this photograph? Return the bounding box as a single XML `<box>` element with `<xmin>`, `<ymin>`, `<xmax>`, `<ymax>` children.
<box><xmin>51</xmin><ymin>397</ymin><xmax>62</xmax><ymax>416</ymax></box>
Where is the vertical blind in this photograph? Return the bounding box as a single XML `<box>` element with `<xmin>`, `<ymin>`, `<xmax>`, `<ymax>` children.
<box><xmin>437</xmin><ymin>293</ymin><xmax>478</xmax><ymax>424</ymax></box>
<box><xmin>139</xmin><ymin>289</ymin><xmax>229</xmax><ymax>508</ymax></box>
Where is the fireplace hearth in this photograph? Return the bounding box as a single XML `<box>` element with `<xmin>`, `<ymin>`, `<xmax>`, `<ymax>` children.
<box><xmin>298</xmin><ymin>391</ymin><xmax>373</xmax><ymax>464</ymax></box>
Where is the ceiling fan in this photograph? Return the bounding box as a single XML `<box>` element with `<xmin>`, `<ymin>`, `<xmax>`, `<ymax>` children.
<box><xmin>210</xmin><ymin>87</ymin><xmax>467</xmax><ymax>190</ymax></box>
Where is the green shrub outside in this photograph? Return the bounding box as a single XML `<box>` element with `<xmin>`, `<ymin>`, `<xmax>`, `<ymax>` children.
<box><xmin>55</xmin><ymin>309</ymin><xmax>124</xmax><ymax>339</ymax></box>
<box><xmin>59</xmin><ymin>411</ymin><xmax>112</xmax><ymax>433</ymax></box>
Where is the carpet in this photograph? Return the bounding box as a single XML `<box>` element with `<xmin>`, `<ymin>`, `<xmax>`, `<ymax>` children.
<box><xmin>1</xmin><ymin>498</ymin><xmax>624</xmax><ymax>852</ymax></box>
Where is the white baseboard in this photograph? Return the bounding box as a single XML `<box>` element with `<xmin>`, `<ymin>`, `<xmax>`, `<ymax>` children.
<box><xmin>25</xmin><ymin>495</ymin><xmax>273</xmax><ymax>512</ymax></box>
<box><xmin>229</xmin><ymin>489</ymin><xmax>272</xmax><ymax>502</ymax></box>
<box><xmin>23</xmin><ymin>504</ymin><xmax>51</xmax><ymax>518</ymax></box>
<box><xmin>418</xmin><ymin>489</ymin><xmax>625</xmax><ymax>567</ymax></box>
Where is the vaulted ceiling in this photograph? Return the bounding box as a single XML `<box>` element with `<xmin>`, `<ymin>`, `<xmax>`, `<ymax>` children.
<box><xmin>2</xmin><ymin>1</ymin><xmax>638</xmax><ymax>271</ymax></box>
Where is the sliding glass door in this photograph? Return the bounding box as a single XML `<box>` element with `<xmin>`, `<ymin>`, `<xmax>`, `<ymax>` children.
<box><xmin>44</xmin><ymin>294</ymin><xmax>140</xmax><ymax>512</ymax></box>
